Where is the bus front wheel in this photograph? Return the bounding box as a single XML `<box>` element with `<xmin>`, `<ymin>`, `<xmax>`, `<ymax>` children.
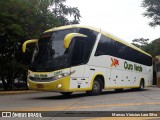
<box><xmin>86</xmin><ymin>77</ymin><xmax>103</xmax><ymax>96</ymax></box>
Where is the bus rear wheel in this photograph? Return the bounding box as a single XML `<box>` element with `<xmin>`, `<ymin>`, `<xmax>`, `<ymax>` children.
<box><xmin>60</xmin><ymin>92</ymin><xmax>72</xmax><ymax>96</ymax></box>
<box><xmin>86</xmin><ymin>77</ymin><xmax>103</xmax><ymax>96</ymax></box>
<box><xmin>139</xmin><ymin>80</ymin><xmax>144</xmax><ymax>91</ymax></box>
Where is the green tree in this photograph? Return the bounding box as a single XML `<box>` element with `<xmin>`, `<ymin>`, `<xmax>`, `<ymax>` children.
<box><xmin>131</xmin><ymin>38</ymin><xmax>149</xmax><ymax>50</ymax></box>
<box><xmin>143</xmin><ymin>38</ymin><xmax>160</xmax><ymax>57</ymax></box>
<box><xmin>132</xmin><ymin>37</ymin><xmax>160</xmax><ymax>58</ymax></box>
<box><xmin>142</xmin><ymin>0</ymin><xmax>160</xmax><ymax>27</ymax></box>
<box><xmin>132</xmin><ymin>38</ymin><xmax>149</xmax><ymax>45</ymax></box>
<box><xmin>52</xmin><ymin>0</ymin><xmax>81</xmax><ymax>24</ymax></box>
<box><xmin>0</xmin><ymin>0</ymin><xmax>81</xmax><ymax>90</ymax></box>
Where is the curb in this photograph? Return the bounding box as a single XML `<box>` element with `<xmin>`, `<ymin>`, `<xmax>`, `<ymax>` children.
<box><xmin>0</xmin><ymin>90</ymin><xmax>40</xmax><ymax>95</ymax></box>
<box><xmin>150</xmin><ymin>85</ymin><xmax>159</xmax><ymax>88</ymax></box>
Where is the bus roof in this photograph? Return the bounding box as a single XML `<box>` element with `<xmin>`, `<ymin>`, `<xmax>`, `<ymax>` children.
<box><xmin>44</xmin><ymin>24</ymin><xmax>152</xmax><ymax>57</ymax></box>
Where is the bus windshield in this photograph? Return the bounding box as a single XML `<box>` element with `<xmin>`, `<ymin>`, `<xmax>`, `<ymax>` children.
<box><xmin>29</xmin><ymin>28</ymin><xmax>98</xmax><ymax>72</ymax></box>
<box><xmin>30</xmin><ymin>29</ymin><xmax>75</xmax><ymax>72</ymax></box>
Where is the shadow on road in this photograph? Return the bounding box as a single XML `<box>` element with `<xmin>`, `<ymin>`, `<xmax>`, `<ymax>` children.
<box><xmin>30</xmin><ymin>88</ymin><xmax>149</xmax><ymax>100</ymax></box>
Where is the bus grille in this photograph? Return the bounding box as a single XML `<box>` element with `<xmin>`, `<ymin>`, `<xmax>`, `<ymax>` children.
<box><xmin>28</xmin><ymin>76</ymin><xmax>56</xmax><ymax>82</ymax></box>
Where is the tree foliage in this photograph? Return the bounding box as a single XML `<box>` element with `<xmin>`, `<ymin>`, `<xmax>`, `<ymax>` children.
<box><xmin>132</xmin><ymin>38</ymin><xmax>149</xmax><ymax>45</ymax></box>
<box><xmin>131</xmin><ymin>38</ymin><xmax>149</xmax><ymax>50</ymax></box>
<box><xmin>142</xmin><ymin>0</ymin><xmax>160</xmax><ymax>27</ymax></box>
<box><xmin>52</xmin><ymin>0</ymin><xmax>81</xmax><ymax>24</ymax></box>
<box><xmin>0</xmin><ymin>0</ymin><xmax>81</xmax><ymax>90</ymax></box>
<box><xmin>143</xmin><ymin>38</ymin><xmax>160</xmax><ymax>57</ymax></box>
<box><xmin>132</xmin><ymin>38</ymin><xmax>160</xmax><ymax>58</ymax></box>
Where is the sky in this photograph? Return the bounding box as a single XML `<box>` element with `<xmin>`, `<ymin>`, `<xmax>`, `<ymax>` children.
<box><xmin>66</xmin><ymin>0</ymin><xmax>160</xmax><ymax>43</ymax></box>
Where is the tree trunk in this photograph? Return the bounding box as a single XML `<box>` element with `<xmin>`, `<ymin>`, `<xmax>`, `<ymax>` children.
<box><xmin>1</xmin><ymin>75</ymin><xmax>8</xmax><ymax>91</ymax></box>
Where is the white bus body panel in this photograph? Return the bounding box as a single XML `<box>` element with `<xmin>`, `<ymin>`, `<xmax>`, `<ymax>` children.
<box><xmin>70</xmin><ymin>65</ymin><xmax>90</xmax><ymax>89</ymax></box>
<box><xmin>68</xmin><ymin>33</ymin><xmax>152</xmax><ymax>90</ymax></box>
<box><xmin>86</xmin><ymin>33</ymin><xmax>152</xmax><ymax>89</ymax></box>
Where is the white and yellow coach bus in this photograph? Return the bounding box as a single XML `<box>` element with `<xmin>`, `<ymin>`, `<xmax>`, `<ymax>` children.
<box><xmin>22</xmin><ymin>25</ymin><xmax>153</xmax><ymax>96</ymax></box>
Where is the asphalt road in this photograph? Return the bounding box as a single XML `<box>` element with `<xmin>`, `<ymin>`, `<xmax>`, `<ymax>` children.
<box><xmin>0</xmin><ymin>86</ymin><xmax>160</xmax><ymax>120</ymax></box>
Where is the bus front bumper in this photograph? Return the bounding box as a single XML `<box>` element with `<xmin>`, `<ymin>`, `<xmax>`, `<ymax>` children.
<box><xmin>27</xmin><ymin>76</ymin><xmax>70</xmax><ymax>92</ymax></box>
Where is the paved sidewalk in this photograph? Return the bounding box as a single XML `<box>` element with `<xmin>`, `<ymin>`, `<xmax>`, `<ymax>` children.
<box><xmin>0</xmin><ymin>90</ymin><xmax>40</xmax><ymax>95</ymax></box>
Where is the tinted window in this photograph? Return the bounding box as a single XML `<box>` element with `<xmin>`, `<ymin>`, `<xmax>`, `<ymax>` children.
<box><xmin>71</xmin><ymin>38</ymin><xmax>86</xmax><ymax>66</ymax></box>
<box><xmin>95</xmin><ymin>35</ymin><xmax>111</xmax><ymax>56</ymax></box>
<box><xmin>70</xmin><ymin>28</ymin><xmax>98</xmax><ymax>66</ymax></box>
<box><xmin>78</xmin><ymin>28</ymin><xmax>98</xmax><ymax>60</ymax></box>
<box><xmin>30</xmin><ymin>28</ymin><xmax>76</xmax><ymax>72</ymax></box>
<box><xmin>95</xmin><ymin>35</ymin><xmax>152</xmax><ymax>66</ymax></box>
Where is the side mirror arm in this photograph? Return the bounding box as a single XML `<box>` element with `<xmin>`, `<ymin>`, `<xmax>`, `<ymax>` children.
<box><xmin>64</xmin><ymin>33</ymin><xmax>87</xmax><ymax>48</ymax></box>
<box><xmin>22</xmin><ymin>39</ymin><xmax>38</xmax><ymax>53</ymax></box>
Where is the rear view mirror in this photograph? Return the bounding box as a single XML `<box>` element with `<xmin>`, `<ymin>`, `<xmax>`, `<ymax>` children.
<box><xmin>22</xmin><ymin>39</ymin><xmax>38</xmax><ymax>53</ymax></box>
<box><xmin>64</xmin><ymin>33</ymin><xmax>87</xmax><ymax>48</ymax></box>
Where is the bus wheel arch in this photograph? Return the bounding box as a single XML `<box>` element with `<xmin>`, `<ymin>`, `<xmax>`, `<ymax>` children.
<box><xmin>86</xmin><ymin>75</ymin><xmax>104</xmax><ymax>96</ymax></box>
<box><xmin>139</xmin><ymin>78</ymin><xmax>145</xmax><ymax>91</ymax></box>
<box><xmin>96</xmin><ymin>75</ymin><xmax>105</xmax><ymax>89</ymax></box>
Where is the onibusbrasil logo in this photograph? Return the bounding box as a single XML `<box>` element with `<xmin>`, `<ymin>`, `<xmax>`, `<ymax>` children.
<box><xmin>1</xmin><ymin>112</ymin><xmax>42</xmax><ymax>118</ymax></box>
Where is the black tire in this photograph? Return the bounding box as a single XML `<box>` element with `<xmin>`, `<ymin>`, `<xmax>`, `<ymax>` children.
<box><xmin>86</xmin><ymin>77</ymin><xmax>103</xmax><ymax>96</ymax></box>
<box><xmin>60</xmin><ymin>92</ymin><xmax>72</xmax><ymax>96</ymax></box>
<box><xmin>139</xmin><ymin>80</ymin><xmax>144</xmax><ymax>91</ymax></box>
<box><xmin>115</xmin><ymin>88</ymin><xmax>123</xmax><ymax>92</ymax></box>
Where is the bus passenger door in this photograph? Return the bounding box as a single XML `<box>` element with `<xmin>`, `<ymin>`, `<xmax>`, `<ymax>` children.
<box><xmin>70</xmin><ymin>65</ymin><xmax>88</xmax><ymax>89</ymax></box>
<box><xmin>69</xmin><ymin>38</ymin><xmax>89</xmax><ymax>89</ymax></box>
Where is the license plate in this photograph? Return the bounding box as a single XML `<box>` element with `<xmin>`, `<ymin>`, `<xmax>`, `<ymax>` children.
<box><xmin>37</xmin><ymin>84</ymin><xmax>44</xmax><ymax>88</ymax></box>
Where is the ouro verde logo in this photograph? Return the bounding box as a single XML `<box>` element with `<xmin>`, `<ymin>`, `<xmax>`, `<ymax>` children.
<box><xmin>124</xmin><ymin>61</ymin><xmax>142</xmax><ymax>72</ymax></box>
<box><xmin>53</xmin><ymin>70</ymin><xmax>62</xmax><ymax>76</ymax></box>
<box><xmin>34</xmin><ymin>74</ymin><xmax>47</xmax><ymax>78</ymax></box>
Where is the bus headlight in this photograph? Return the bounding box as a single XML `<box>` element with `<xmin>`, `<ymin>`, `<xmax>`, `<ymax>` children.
<box><xmin>57</xmin><ymin>74</ymin><xmax>63</xmax><ymax>79</ymax></box>
<box><xmin>57</xmin><ymin>72</ymin><xmax>70</xmax><ymax>79</ymax></box>
<box><xmin>28</xmin><ymin>71</ymin><xmax>75</xmax><ymax>82</ymax></box>
<box><xmin>57</xmin><ymin>84</ymin><xmax>62</xmax><ymax>88</ymax></box>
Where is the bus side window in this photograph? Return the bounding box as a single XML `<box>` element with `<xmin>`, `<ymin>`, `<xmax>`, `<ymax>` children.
<box><xmin>71</xmin><ymin>38</ymin><xmax>86</xmax><ymax>66</ymax></box>
<box><xmin>95</xmin><ymin>42</ymin><xmax>105</xmax><ymax>56</ymax></box>
<box><xmin>95</xmin><ymin>35</ymin><xmax>110</xmax><ymax>56</ymax></box>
